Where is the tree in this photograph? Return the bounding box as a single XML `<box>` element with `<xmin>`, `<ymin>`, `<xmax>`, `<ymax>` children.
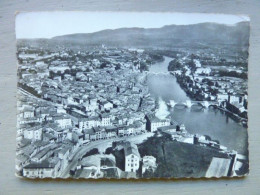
<box><xmin>115</xmin><ymin>64</ymin><xmax>121</xmax><ymax>70</ymax></box>
<box><xmin>82</xmin><ymin>148</ymin><xmax>99</xmax><ymax>159</ymax></box>
<box><xmin>143</xmin><ymin>169</ymin><xmax>155</xmax><ymax>178</ymax></box>
<box><xmin>140</xmin><ymin>62</ymin><xmax>149</xmax><ymax>71</ymax></box>
<box><xmin>100</xmin><ymin>62</ymin><xmax>107</xmax><ymax>69</ymax></box>
<box><xmin>188</xmin><ymin>59</ymin><xmax>196</xmax><ymax>72</ymax></box>
<box><xmin>105</xmin><ymin>147</ymin><xmax>113</xmax><ymax>154</ymax></box>
<box><xmin>168</xmin><ymin>59</ymin><xmax>182</xmax><ymax>71</ymax></box>
<box><xmin>219</xmin><ymin>70</ymin><xmax>247</xmax><ymax>79</ymax></box>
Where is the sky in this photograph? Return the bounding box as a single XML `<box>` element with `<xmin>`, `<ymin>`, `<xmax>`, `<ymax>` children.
<box><xmin>15</xmin><ymin>12</ymin><xmax>250</xmax><ymax>39</ymax></box>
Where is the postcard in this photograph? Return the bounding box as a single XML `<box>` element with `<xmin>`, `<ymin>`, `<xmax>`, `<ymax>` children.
<box><xmin>15</xmin><ymin>12</ymin><xmax>249</xmax><ymax>179</ymax></box>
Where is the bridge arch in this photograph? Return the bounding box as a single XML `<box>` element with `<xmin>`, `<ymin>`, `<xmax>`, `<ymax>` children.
<box><xmin>168</xmin><ymin>100</ymin><xmax>218</xmax><ymax>109</ymax></box>
<box><xmin>190</xmin><ymin>102</ymin><xmax>205</xmax><ymax>108</ymax></box>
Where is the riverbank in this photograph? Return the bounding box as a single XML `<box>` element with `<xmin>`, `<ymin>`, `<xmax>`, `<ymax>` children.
<box><xmin>217</xmin><ymin>106</ymin><xmax>248</xmax><ymax>127</ymax></box>
<box><xmin>172</xmin><ymin>72</ymin><xmax>248</xmax><ymax>127</ymax></box>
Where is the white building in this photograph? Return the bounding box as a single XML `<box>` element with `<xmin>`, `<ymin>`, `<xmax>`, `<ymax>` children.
<box><xmin>78</xmin><ymin>116</ymin><xmax>100</xmax><ymax>130</ymax></box>
<box><xmin>195</xmin><ymin>67</ymin><xmax>211</xmax><ymax>75</ymax></box>
<box><xmin>217</xmin><ymin>94</ymin><xmax>229</xmax><ymax>101</ymax></box>
<box><xmin>53</xmin><ymin>115</ymin><xmax>72</xmax><ymax>128</ymax></box>
<box><xmin>178</xmin><ymin>136</ymin><xmax>194</xmax><ymax>144</ymax></box>
<box><xmin>38</xmin><ymin>72</ymin><xmax>49</xmax><ymax>79</ymax></box>
<box><xmin>100</xmin><ymin>114</ymin><xmax>111</xmax><ymax>127</ymax></box>
<box><xmin>18</xmin><ymin>53</ymin><xmax>38</xmax><ymax>60</ymax></box>
<box><xmin>22</xmin><ymin>159</ymin><xmax>60</xmax><ymax>178</ymax></box>
<box><xmin>194</xmin><ymin>59</ymin><xmax>202</xmax><ymax>68</ymax></box>
<box><xmin>124</xmin><ymin>142</ymin><xmax>140</xmax><ymax>172</ymax></box>
<box><xmin>146</xmin><ymin>114</ymin><xmax>171</xmax><ymax>132</ymax></box>
<box><xmin>57</xmin><ymin>106</ymin><xmax>66</xmax><ymax>114</ymax></box>
<box><xmin>228</xmin><ymin>95</ymin><xmax>241</xmax><ymax>103</ymax></box>
<box><xmin>84</xmin><ymin>102</ymin><xmax>98</xmax><ymax>112</ymax></box>
<box><xmin>142</xmin><ymin>156</ymin><xmax>157</xmax><ymax>174</ymax></box>
<box><xmin>100</xmin><ymin>101</ymin><xmax>113</xmax><ymax>111</ymax></box>
<box><xmin>23</xmin><ymin>127</ymin><xmax>42</xmax><ymax>141</ymax></box>
<box><xmin>22</xmin><ymin>108</ymin><xmax>35</xmax><ymax>119</ymax></box>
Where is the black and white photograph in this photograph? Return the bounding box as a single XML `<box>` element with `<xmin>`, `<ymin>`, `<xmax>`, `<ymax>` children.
<box><xmin>15</xmin><ymin>12</ymin><xmax>250</xmax><ymax>179</ymax></box>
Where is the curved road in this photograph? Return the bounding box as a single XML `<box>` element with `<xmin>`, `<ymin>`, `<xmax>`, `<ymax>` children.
<box><xmin>59</xmin><ymin>132</ymin><xmax>154</xmax><ymax>178</ymax></box>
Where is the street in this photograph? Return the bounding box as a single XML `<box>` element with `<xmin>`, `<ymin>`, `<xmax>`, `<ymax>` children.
<box><xmin>58</xmin><ymin>132</ymin><xmax>154</xmax><ymax>178</ymax></box>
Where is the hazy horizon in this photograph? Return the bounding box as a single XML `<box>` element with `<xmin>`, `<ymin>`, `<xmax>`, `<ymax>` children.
<box><xmin>16</xmin><ymin>12</ymin><xmax>250</xmax><ymax>39</ymax></box>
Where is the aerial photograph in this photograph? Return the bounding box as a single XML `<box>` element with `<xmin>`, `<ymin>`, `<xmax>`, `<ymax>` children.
<box><xmin>15</xmin><ymin>12</ymin><xmax>249</xmax><ymax>179</ymax></box>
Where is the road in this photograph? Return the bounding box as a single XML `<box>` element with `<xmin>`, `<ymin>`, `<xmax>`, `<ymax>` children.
<box><xmin>59</xmin><ymin>132</ymin><xmax>154</xmax><ymax>178</ymax></box>
<box><xmin>18</xmin><ymin>87</ymin><xmax>61</xmax><ymax>107</ymax></box>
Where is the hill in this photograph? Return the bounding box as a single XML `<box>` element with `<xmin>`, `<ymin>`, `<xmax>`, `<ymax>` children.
<box><xmin>17</xmin><ymin>22</ymin><xmax>250</xmax><ymax>51</ymax></box>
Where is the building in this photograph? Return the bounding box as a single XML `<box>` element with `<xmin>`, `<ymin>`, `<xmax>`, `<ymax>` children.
<box><xmin>53</xmin><ymin>115</ymin><xmax>72</xmax><ymax>128</ymax></box>
<box><xmin>22</xmin><ymin>108</ymin><xmax>35</xmax><ymax>118</ymax></box>
<box><xmin>228</xmin><ymin>95</ymin><xmax>241</xmax><ymax>104</ymax></box>
<box><xmin>117</xmin><ymin>126</ymin><xmax>126</xmax><ymax>137</ymax></box>
<box><xmin>23</xmin><ymin>126</ymin><xmax>42</xmax><ymax>141</ymax></box>
<box><xmin>100</xmin><ymin>113</ymin><xmax>111</xmax><ymax>126</ymax></box>
<box><xmin>99</xmin><ymin>101</ymin><xmax>113</xmax><ymax>111</ymax></box>
<box><xmin>195</xmin><ymin>67</ymin><xmax>211</xmax><ymax>75</ymax></box>
<box><xmin>142</xmin><ymin>156</ymin><xmax>157</xmax><ymax>174</ymax></box>
<box><xmin>84</xmin><ymin>102</ymin><xmax>98</xmax><ymax>112</ymax></box>
<box><xmin>126</xmin><ymin>125</ymin><xmax>135</xmax><ymax>135</ymax></box>
<box><xmin>78</xmin><ymin>116</ymin><xmax>100</xmax><ymax>130</ymax></box>
<box><xmin>31</xmin><ymin>145</ymin><xmax>55</xmax><ymax>163</ymax></box>
<box><xmin>93</xmin><ymin>127</ymin><xmax>107</xmax><ymax>140</ymax></box>
<box><xmin>177</xmin><ymin>135</ymin><xmax>194</xmax><ymax>144</ymax></box>
<box><xmin>226</xmin><ymin>101</ymin><xmax>247</xmax><ymax>118</ymax></box>
<box><xmin>146</xmin><ymin>114</ymin><xmax>171</xmax><ymax>132</ymax></box>
<box><xmin>158</xmin><ymin>125</ymin><xmax>176</xmax><ymax>133</ymax></box>
<box><xmin>23</xmin><ymin>160</ymin><xmax>59</xmax><ymax>178</ymax></box>
<box><xmin>205</xmin><ymin>157</ymin><xmax>232</xmax><ymax>178</ymax></box>
<box><xmin>105</xmin><ymin>126</ymin><xmax>117</xmax><ymax>138</ymax></box>
<box><xmin>124</xmin><ymin>142</ymin><xmax>140</xmax><ymax>172</ymax></box>
<box><xmin>217</xmin><ymin>93</ymin><xmax>229</xmax><ymax>101</ymax></box>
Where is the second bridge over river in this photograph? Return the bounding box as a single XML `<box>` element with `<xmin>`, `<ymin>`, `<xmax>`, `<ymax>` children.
<box><xmin>168</xmin><ymin>100</ymin><xmax>219</xmax><ymax>109</ymax></box>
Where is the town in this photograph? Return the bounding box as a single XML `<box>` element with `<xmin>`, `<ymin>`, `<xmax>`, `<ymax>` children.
<box><xmin>16</xmin><ymin>44</ymin><xmax>248</xmax><ymax>178</ymax></box>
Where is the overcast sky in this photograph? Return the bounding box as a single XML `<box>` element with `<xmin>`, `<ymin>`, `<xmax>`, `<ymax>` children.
<box><xmin>15</xmin><ymin>12</ymin><xmax>250</xmax><ymax>39</ymax></box>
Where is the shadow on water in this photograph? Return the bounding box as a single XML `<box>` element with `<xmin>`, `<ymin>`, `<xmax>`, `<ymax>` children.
<box><xmin>173</xmin><ymin>105</ymin><xmax>187</xmax><ymax>110</ymax></box>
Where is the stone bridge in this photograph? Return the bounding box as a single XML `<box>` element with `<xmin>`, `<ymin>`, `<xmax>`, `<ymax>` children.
<box><xmin>147</xmin><ymin>72</ymin><xmax>170</xmax><ymax>75</ymax></box>
<box><xmin>168</xmin><ymin>100</ymin><xmax>219</xmax><ymax>109</ymax></box>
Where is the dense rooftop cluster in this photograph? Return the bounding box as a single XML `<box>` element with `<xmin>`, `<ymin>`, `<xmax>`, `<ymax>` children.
<box><xmin>16</xmin><ymin>45</ymin><xmax>248</xmax><ymax>178</ymax></box>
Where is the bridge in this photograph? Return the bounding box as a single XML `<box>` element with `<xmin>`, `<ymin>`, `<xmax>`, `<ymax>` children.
<box><xmin>168</xmin><ymin>100</ymin><xmax>219</xmax><ymax>109</ymax></box>
<box><xmin>147</xmin><ymin>72</ymin><xmax>170</xmax><ymax>75</ymax></box>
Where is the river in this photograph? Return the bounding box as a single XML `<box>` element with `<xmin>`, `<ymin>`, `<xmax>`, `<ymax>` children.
<box><xmin>147</xmin><ymin>56</ymin><xmax>248</xmax><ymax>155</ymax></box>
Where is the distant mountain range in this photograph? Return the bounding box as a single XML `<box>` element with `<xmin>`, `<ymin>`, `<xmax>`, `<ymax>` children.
<box><xmin>18</xmin><ymin>22</ymin><xmax>250</xmax><ymax>50</ymax></box>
